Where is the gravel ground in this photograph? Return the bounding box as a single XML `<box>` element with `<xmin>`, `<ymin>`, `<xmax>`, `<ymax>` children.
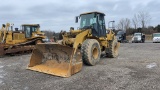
<box><xmin>0</xmin><ymin>41</ymin><xmax>160</xmax><ymax>90</ymax></box>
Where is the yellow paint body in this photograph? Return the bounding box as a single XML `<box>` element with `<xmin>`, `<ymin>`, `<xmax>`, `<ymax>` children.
<box><xmin>28</xmin><ymin>11</ymin><xmax>120</xmax><ymax>78</ymax></box>
<box><xmin>0</xmin><ymin>23</ymin><xmax>46</xmax><ymax>48</ymax></box>
<box><xmin>28</xmin><ymin>44</ymin><xmax>82</xmax><ymax>77</ymax></box>
<box><xmin>62</xmin><ymin>29</ymin><xmax>118</xmax><ymax>52</ymax></box>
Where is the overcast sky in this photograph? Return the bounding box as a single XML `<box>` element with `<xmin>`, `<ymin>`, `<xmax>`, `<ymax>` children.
<box><xmin>0</xmin><ymin>0</ymin><xmax>160</xmax><ymax>32</ymax></box>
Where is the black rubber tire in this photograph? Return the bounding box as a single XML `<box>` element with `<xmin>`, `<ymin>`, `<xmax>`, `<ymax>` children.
<box><xmin>81</xmin><ymin>39</ymin><xmax>101</xmax><ymax>66</ymax></box>
<box><xmin>106</xmin><ymin>38</ymin><xmax>119</xmax><ymax>58</ymax></box>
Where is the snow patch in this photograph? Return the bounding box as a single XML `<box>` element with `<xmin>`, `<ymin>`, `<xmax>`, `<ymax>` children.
<box><xmin>146</xmin><ymin>62</ymin><xmax>157</xmax><ymax>69</ymax></box>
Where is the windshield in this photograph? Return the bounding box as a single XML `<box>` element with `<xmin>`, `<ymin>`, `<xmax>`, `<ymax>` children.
<box><xmin>134</xmin><ymin>33</ymin><xmax>141</xmax><ymax>36</ymax></box>
<box><xmin>117</xmin><ymin>34</ymin><xmax>122</xmax><ymax>37</ymax></box>
<box><xmin>80</xmin><ymin>14</ymin><xmax>96</xmax><ymax>29</ymax></box>
<box><xmin>22</xmin><ymin>25</ymin><xmax>38</xmax><ymax>38</ymax></box>
<box><xmin>117</xmin><ymin>31</ymin><xmax>124</xmax><ymax>35</ymax></box>
<box><xmin>153</xmin><ymin>33</ymin><xmax>160</xmax><ymax>37</ymax></box>
<box><xmin>22</xmin><ymin>26</ymin><xmax>38</xmax><ymax>32</ymax></box>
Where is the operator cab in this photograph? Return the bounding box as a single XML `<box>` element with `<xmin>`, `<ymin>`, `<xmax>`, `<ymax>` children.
<box><xmin>76</xmin><ymin>11</ymin><xmax>106</xmax><ymax>37</ymax></box>
<box><xmin>22</xmin><ymin>24</ymin><xmax>39</xmax><ymax>38</ymax></box>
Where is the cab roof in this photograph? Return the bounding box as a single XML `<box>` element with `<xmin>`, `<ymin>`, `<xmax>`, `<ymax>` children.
<box><xmin>22</xmin><ymin>24</ymin><xmax>39</xmax><ymax>26</ymax></box>
<box><xmin>80</xmin><ymin>11</ymin><xmax>105</xmax><ymax>16</ymax></box>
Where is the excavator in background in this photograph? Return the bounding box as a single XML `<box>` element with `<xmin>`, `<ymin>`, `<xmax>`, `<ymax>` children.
<box><xmin>28</xmin><ymin>11</ymin><xmax>120</xmax><ymax>77</ymax></box>
<box><xmin>0</xmin><ymin>23</ymin><xmax>46</xmax><ymax>56</ymax></box>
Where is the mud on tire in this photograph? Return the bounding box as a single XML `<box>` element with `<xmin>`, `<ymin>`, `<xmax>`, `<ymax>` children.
<box><xmin>81</xmin><ymin>39</ymin><xmax>101</xmax><ymax>66</ymax></box>
<box><xmin>106</xmin><ymin>38</ymin><xmax>119</xmax><ymax>58</ymax></box>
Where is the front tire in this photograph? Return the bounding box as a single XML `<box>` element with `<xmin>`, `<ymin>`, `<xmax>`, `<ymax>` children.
<box><xmin>106</xmin><ymin>39</ymin><xmax>119</xmax><ymax>58</ymax></box>
<box><xmin>81</xmin><ymin>39</ymin><xmax>101</xmax><ymax>66</ymax></box>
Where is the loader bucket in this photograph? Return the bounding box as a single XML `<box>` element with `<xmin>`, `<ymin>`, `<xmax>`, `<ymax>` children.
<box><xmin>27</xmin><ymin>43</ymin><xmax>82</xmax><ymax>77</ymax></box>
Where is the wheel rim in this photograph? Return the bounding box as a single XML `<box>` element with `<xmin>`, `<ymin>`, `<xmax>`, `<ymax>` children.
<box><xmin>92</xmin><ymin>47</ymin><xmax>99</xmax><ymax>59</ymax></box>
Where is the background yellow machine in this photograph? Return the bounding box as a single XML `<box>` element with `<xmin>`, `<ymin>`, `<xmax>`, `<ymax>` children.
<box><xmin>0</xmin><ymin>23</ymin><xmax>46</xmax><ymax>56</ymax></box>
<box><xmin>28</xmin><ymin>11</ymin><xmax>120</xmax><ymax>77</ymax></box>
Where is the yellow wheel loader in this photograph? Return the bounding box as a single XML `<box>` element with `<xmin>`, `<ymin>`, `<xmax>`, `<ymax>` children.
<box><xmin>0</xmin><ymin>23</ymin><xmax>46</xmax><ymax>56</ymax></box>
<box><xmin>28</xmin><ymin>11</ymin><xmax>120</xmax><ymax>77</ymax></box>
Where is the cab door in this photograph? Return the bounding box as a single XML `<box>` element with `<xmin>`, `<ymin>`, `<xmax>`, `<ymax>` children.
<box><xmin>97</xmin><ymin>14</ymin><xmax>106</xmax><ymax>37</ymax></box>
<box><xmin>22</xmin><ymin>26</ymin><xmax>32</xmax><ymax>38</ymax></box>
<box><xmin>23</xmin><ymin>25</ymin><xmax>38</xmax><ymax>38</ymax></box>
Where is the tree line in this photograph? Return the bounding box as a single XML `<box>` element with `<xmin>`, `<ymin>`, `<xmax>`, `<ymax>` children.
<box><xmin>116</xmin><ymin>11</ymin><xmax>160</xmax><ymax>35</ymax></box>
<box><xmin>43</xmin><ymin>30</ymin><xmax>62</xmax><ymax>40</ymax></box>
<box><xmin>43</xmin><ymin>11</ymin><xmax>160</xmax><ymax>38</ymax></box>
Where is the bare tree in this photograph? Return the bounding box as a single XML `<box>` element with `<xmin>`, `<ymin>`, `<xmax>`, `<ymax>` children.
<box><xmin>132</xmin><ymin>14</ymin><xmax>139</xmax><ymax>29</ymax></box>
<box><xmin>117</xmin><ymin>19</ymin><xmax>124</xmax><ymax>30</ymax></box>
<box><xmin>137</xmin><ymin>11</ymin><xmax>151</xmax><ymax>29</ymax></box>
<box><xmin>43</xmin><ymin>30</ymin><xmax>55</xmax><ymax>39</ymax></box>
<box><xmin>117</xmin><ymin>18</ymin><xmax>130</xmax><ymax>32</ymax></box>
<box><xmin>124</xmin><ymin>18</ymin><xmax>130</xmax><ymax>31</ymax></box>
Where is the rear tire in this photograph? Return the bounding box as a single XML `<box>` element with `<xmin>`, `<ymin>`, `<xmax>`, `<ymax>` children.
<box><xmin>81</xmin><ymin>39</ymin><xmax>101</xmax><ymax>66</ymax></box>
<box><xmin>106</xmin><ymin>38</ymin><xmax>119</xmax><ymax>58</ymax></box>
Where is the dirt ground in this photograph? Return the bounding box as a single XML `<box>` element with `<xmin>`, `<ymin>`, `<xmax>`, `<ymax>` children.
<box><xmin>0</xmin><ymin>41</ymin><xmax>160</xmax><ymax>90</ymax></box>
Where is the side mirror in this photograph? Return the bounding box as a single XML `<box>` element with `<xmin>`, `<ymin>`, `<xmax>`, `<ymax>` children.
<box><xmin>2</xmin><ymin>24</ymin><xmax>6</xmax><ymax>28</ymax></box>
<box><xmin>75</xmin><ymin>16</ymin><xmax>79</xmax><ymax>23</ymax></box>
<box><xmin>37</xmin><ymin>24</ymin><xmax>40</xmax><ymax>28</ymax></box>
